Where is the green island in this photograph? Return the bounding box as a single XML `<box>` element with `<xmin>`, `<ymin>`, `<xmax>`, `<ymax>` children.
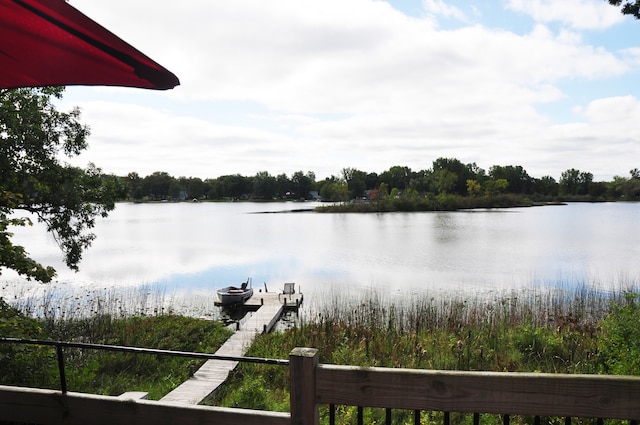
<box><xmin>1</xmin><ymin>287</ymin><xmax>639</xmax><ymax>424</ymax></box>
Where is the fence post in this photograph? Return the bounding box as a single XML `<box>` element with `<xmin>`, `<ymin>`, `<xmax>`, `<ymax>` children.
<box><xmin>55</xmin><ymin>343</ymin><xmax>67</xmax><ymax>393</ymax></box>
<box><xmin>289</xmin><ymin>347</ymin><xmax>319</xmax><ymax>425</ymax></box>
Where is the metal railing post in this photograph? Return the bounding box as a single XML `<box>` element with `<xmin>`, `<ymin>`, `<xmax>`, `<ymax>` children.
<box><xmin>55</xmin><ymin>343</ymin><xmax>67</xmax><ymax>393</ymax></box>
<box><xmin>289</xmin><ymin>347</ymin><xmax>319</xmax><ymax>425</ymax></box>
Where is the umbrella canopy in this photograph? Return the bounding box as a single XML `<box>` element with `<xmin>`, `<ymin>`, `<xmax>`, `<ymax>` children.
<box><xmin>0</xmin><ymin>0</ymin><xmax>179</xmax><ymax>90</ymax></box>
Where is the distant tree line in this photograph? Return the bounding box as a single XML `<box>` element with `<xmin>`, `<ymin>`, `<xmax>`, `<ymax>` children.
<box><xmin>116</xmin><ymin>158</ymin><xmax>640</xmax><ymax>203</ymax></box>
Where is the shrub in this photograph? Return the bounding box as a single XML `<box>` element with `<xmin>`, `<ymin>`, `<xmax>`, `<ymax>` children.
<box><xmin>598</xmin><ymin>292</ymin><xmax>640</xmax><ymax>375</ymax></box>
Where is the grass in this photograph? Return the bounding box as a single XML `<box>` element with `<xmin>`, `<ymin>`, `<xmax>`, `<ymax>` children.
<box><xmin>2</xmin><ymin>283</ymin><xmax>640</xmax><ymax>425</ymax></box>
<box><xmin>0</xmin><ymin>298</ymin><xmax>232</xmax><ymax>399</ymax></box>
<box><xmin>208</xmin><ymin>285</ymin><xmax>640</xmax><ymax>425</ymax></box>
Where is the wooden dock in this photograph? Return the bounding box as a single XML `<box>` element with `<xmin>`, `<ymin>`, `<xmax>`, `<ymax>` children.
<box><xmin>160</xmin><ymin>290</ymin><xmax>302</xmax><ymax>405</ymax></box>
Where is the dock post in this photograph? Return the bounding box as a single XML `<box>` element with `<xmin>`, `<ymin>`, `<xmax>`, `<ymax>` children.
<box><xmin>289</xmin><ymin>347</ymin><xmax>319</xmax><ymax>425</ymax></box>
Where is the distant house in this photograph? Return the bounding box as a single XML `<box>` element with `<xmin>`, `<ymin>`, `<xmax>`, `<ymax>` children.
<box><xmin>309</xmin><ymin>191</ymin><xmax>320</xmax><ymax>200</ymax></box>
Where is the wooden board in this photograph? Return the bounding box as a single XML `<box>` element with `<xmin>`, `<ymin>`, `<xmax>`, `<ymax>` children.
<box><xmin>160</xmin><ymin>292</ymin><xmax>287</xmax><ymax>405</ymax></box>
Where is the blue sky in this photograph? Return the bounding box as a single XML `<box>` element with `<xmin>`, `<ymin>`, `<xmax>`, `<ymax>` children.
<box><xmin>59</xmin><ymin>0</ymin><xmax>640</xmax><ymax>181</ymax></box>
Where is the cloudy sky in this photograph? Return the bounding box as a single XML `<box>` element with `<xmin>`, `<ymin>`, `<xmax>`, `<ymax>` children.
<box><xmin>59</xmin><ymin>0</ymin><xmax>640</xmax><ymax>182</ymax></box>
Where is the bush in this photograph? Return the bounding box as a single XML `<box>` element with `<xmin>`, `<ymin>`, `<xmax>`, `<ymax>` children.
<box><xmin>598</xmin><ymin>292</ymin><xmax>640</xmax><ymax>375</ymax></box>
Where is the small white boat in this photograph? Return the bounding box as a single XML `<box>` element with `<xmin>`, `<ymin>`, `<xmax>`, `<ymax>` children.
<box><xmin>217</xmin><ymin>278</ymin><xmax>254</xmax><ymax>305</ymax></box>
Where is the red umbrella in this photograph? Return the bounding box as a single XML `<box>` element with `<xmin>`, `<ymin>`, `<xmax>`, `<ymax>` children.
<box><xmin>0</xmin><ymin>0</ymin><xmax>179</xmax><ymax>90</ymax></box>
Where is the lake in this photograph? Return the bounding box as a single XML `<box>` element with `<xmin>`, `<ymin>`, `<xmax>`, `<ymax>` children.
<box><xmin>2</xmin><ymin>201</ymin><xmax>639</xmax><ymax>317</ymax></box>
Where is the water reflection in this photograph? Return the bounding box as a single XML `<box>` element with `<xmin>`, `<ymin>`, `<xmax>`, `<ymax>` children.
<box><xmin>3</xmin><ymin>202</ymin><xmax>640</xmax><ymax>315</ymax></box>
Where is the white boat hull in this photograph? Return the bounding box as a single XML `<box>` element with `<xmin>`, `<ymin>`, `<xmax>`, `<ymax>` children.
<box><xmin>216</xmin><ymin>286</ymin><xmax>253</xmax><ymax>305</ymax></box>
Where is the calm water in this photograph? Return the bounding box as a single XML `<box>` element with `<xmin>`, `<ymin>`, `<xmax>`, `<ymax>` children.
<box><xmin>2</xmin><ymin>201</ymin><xmax>639</xmax><ymax>313</ymax></box>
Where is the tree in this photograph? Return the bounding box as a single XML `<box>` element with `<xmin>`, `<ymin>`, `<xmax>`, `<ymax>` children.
<box><xmin>532</xmin><ymin>176</ymin><xmax>558</xmax><ymax>197</ymax></box>
<box><xmin>127</xmin><ymin>172</ymin><xmax>143</xmax><ymax>200</ymax></box>
<box><xmin>319</xmin><ymin>182</ymin><xmax>349</xmax><ymax>202</ymax></box>
<box><xmin>342</xmin><ymin>167</ymin><xmax>367</xmax><ymax>199</ymax></box>
<box><xmin>217</xmin><ymin>174</ymin><xmax>252</xmax><ymax>199</ymax></box>
<box><xmin>431</xmin><ymin>158</ymin><xmax>476</xmax><ymax>195</ymax></box>
<box><xmin>0</xmin><ymin>87</ymin><xmax>117</xmax><ymax>283</ymax></box>
<box><xmin>489</xmin><ymin>165</ymin><xmax>533</xmax><ymax>194</ymax></box>
<box><xmin>466</xmin><ymin>179</ymin><xmax>482</xmax><ymax>197</ymax></box>
<box><xmin>141</xmin><ymin>171</ymin><xmax>173</xmax><ymax>200</ymax></box>
<box><xmin>485</xmin><ymin>179</ymin><xmax>509</xmax><ymax>196</ymax></box>
<box><xmin>187</xmin><ymin>177</ymin><xmax>206</xmax><ymax>200</ymax></box>
<box><xmin>559</xmin><ymin>168</ymin><xmax>593</xmax><ymax>196</ymax></box>
<box><xmin>275</xmin><ymin>173</ymin><xmax>293</xmax><ymax>199</ymax></box>
<box><xmin>433</xmin><ymin>169</ymin><xmax>458</xmax><ymax>194</ymax></box>
<box><xmin>608</xmin><ymin>0</ymin><xmax>640</xmax><ymax>19</ymax></box>
<box><xmin>380</xmin><ymin>165</ymin><xmax>412</xmax><ymax>191</ymax></box>
<box><xmin>253</xmin><ymin>171</ymin><xmax>277</xmax><ymax>200</ymax></box>
<box><xmin>291</xmin><ymin>171</ymin><xmax>315</xmax><ymax>199</ymax></box>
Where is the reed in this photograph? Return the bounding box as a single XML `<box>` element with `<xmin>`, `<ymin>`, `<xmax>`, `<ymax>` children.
<box><xmin>211</xmin><ymin>284</ymin><xmax>639</xmax><ymax>423</ymax></box>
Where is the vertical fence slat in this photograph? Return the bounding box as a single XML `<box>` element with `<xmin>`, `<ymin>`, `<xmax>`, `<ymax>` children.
<box><xmin>414</xmin><ymin>410</ymin><xmax>420</xmax><ymax>425</ymax></box>
<box><xmin>385</xmin><ymin>408</ymin><xmax>392</xmax><ymax>425</ymax></box>
<box><xmin>474</xmin><ymin>412</ymin><xmax>480</xmax><ymax>425</ymax></box>
<box><xmin>358</xmin><ymin>406</ymin><xmax>363</xmax><ymax>425</ymax></box>
<box><xmin>329</xmin><ymin>405</ymin><xmax>335</xmax><ymax>425</ymax></box>
<box><xmin>289</xmin><ymin>348</ymin><xmax>319</xmax><ymax>425</ymax></box>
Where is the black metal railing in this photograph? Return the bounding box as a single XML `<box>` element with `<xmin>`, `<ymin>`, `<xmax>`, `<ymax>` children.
<box><xmin>0</xmin><ymin>337</ymin><xmax>288</xmax><ymax>393</ymax></box>
<box><xmin>326</xmin><ymin>407</ymin><xmax>639</xmax><ymax>425</ymax></box>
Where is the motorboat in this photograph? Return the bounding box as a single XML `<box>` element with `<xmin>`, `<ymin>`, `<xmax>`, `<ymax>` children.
<box><xmin>217</xmin><ymin>278</ymin><xmax>253</xmax><ymax>305</ymax></box>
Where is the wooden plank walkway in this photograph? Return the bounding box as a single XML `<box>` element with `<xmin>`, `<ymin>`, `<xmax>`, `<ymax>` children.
<box><xmin>160</xmin><ymin>290</ymin><xmax>302</xmax><ymax>405</ymax></box>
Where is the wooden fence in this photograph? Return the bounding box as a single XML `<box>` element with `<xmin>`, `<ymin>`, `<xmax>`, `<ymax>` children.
<box><xmin>1</xmin><ymin>347</ymin><xmax>640</xmax><ymax>425</ymax></box>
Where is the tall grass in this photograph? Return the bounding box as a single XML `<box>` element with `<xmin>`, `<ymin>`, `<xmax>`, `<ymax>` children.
<box><xmin>3</xmin><ymin>279</ymin><xmax>639</xmax><ymax>423</ymax></box>
<box><xmin>4</xmin><ymin>282</ymin><xmax>224</xmax><ymax>322</ymax></box>
<box><xmin>0</xmin><ymin>289</ymin><xmax>232</xmax><ymax>400</ymax></box>
<box><xmin>210</xmin><ymin>284</ymin><xmax>639</xmax><ymax>419</ymax></box>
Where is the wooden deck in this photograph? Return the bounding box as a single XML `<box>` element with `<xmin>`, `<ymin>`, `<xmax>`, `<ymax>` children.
<box><xmin>160</xmin><ymin>290</ymin><xmax>302</xmax><ymax>405</ymax></box>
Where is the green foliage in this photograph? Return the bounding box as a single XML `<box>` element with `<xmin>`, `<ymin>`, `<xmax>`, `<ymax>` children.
<box><xmin>212</xmin><ymin>288</ymin><xmax>632</xmax><ymax>416</ymax></box>
<box><xmin>0</xmin><ymin>297</ymin><xmax>41</xmax><ymax>338</ymax></box>
<box><xmin>120</xmin><ymin>156</ymin><xmax>638</xmax><ymax>203</ymax></box>
<box><xmin>484</xmin><ymin>178</ymin><xmax>509</xmax><ymax>196</ymax></box>
<box><xmin>609</xmin><ymin>0</ymin><xmax>640</xmax><ymax>18</ymax></box>
<box><xmin>466</xmin><ymin>179</ymin><xmax>482</xmax><ymax>196</ymax></box>
<box><xmin>319</xmin><ymin>181</ymin><xmax>349</xmax><ymax>202</ymax></box>
<box><xmin>0</xmin><ymin>87</ymin><xmax>118</xmax><ymax>282</ymax></box>
<box><xmin>0</xmin><ymin>311</ymin><xmax>232</xmax><ymax>399</ymax></box>
<box><xmin>598</xmin><ymin>293</ymin><xmax>640</xmax><ymax>375</ymax></box>
<box><xmin>316</xmin><ymin>192</ymin><xmax>533</xmax><ymax>213</ymax></box>
<box><xmin>0</xmin><ymin>298</ymin><xmax>57</xmax><ymax>388</ymax></box>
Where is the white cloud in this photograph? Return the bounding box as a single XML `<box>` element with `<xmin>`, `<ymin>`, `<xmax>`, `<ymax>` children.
<box><xmin>422</xmin><ymin>0</ymin><xmax>468</xmax><ymax>22</ymax></box>
<box><xmin>506</xmin><ymin>0</ymin><xmax>625</xmax><ymax>30</ymax></box>
<box><xmin>59</xmin><ymin>0</ymin><xmax>640</xmax><ymax>181</ymax></box>
<box><xmin>582</xmin><ymin>95</ymin><xmax>640</xmax><ymax>124</ymax></box>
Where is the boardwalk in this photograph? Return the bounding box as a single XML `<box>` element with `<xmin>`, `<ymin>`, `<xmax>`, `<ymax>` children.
<box><xmin>160</xmin><ymin>290</ymin><xmax>302</xmax><ymax>405</ymax></box>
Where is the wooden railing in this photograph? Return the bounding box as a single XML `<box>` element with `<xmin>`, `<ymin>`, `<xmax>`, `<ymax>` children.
<box><xmin>0</xmin><ymin>384</ymin><xmax>289</xmax><ymax>425</ymax></box>
<box><xmin>1</xmin><ymin>346</ymin><xmax>639</xmax><ymax>425</ymax></box>
<box><xmin>290</xmin><ymin>348</ymin><xmax>640</xmax><ymax>425</ymax></box>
